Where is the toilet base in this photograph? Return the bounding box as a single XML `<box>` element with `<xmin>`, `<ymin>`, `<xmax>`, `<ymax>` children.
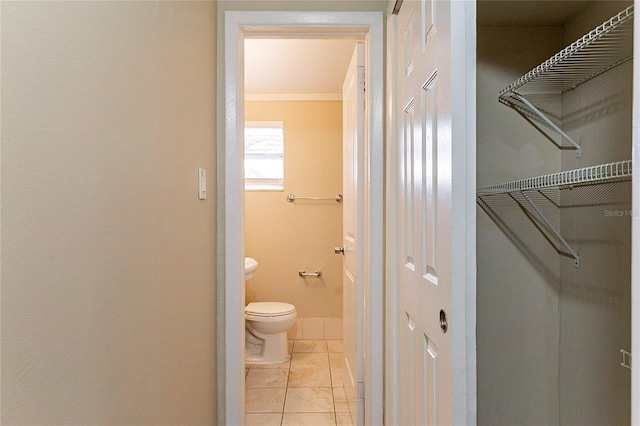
<box><xmin>245</xmin><ymin>353</ymin><xmax>291</xmax><ymax>365</ymax></box>
<box><xmin>244</xmin><ymin>329</ymin><xmax>290</xmax><ymax>364</ymax></box>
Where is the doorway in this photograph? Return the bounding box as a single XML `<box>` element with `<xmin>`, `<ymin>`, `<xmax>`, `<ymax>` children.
<box><xmin>217</xmin><ymin>11</ymin><xmax>384</xmax><ymax>425</ymax></box>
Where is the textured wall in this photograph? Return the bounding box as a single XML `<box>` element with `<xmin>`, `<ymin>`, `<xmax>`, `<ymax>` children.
<box><xmin>1</xmin><ymin>2</ymin><xmax>217</xmax><ymax>424</ymax></box>
<box><xmin>245</xmin><ymin>101</ymin><xmax>343</xmax><ymax>318</ymax></box>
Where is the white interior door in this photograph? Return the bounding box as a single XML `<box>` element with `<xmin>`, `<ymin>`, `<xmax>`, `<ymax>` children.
<box><xmin>342</xmin><ymin>42</ymin><xmax>365</xmax><ymax>426</ymax></box>
<box><xmin>396</xmin><ymin>1</ymin><xmax>454</xmax><ymax>423</ymax></box>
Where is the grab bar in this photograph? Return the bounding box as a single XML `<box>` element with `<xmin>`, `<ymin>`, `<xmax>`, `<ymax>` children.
<box><xmin>299</xmin><ymin>270</ymin><xmax>322</xmax><ymax>278</ymax></box>
<box><xmin>287</xmin><ymin>194</ymin><xmax>343</xmax><ymax>203</ymax></box>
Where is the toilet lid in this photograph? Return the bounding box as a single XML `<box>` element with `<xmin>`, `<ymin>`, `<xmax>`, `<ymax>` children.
<box><xmin>245</xmin><ymin>302</ymin><xmax>296</xmax><ymax>317</ymax></box>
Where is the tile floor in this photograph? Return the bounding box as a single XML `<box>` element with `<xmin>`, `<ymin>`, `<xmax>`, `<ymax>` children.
<box><xmin>245</xmin><ymin>339</ymin><xmax>354</xmax><ymax>426</ymax></box>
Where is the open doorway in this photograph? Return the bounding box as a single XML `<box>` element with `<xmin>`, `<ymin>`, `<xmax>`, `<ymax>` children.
<box><xmin>243</xmin><ymin>37</ymin><xmax>357</xmax><ymax>425</ymax></box>
<box><xmin>218</xmin><ymin>11</ymin><xmax>384</xmax><ymax>426</ymax></box>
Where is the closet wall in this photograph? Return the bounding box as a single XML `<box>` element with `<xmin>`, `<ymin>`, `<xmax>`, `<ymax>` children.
<box><xmin>476</xmin><ymin>25</ymin><xmax>564</xmax><ymax>426</ymax></box>
<box><xmin>559</xmin><ymin>2</ymin><xmax>633</xmax><ymax>424</ymax></box>
<box><xmin>477</xmin><ymin>1</ymin><xmax>633</xmax><ymax>425</ymax></box>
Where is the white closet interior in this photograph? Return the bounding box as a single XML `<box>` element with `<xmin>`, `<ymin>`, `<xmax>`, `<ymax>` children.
<box><xmin>477</xmin><ymin>1</ymin><xmax>633</xmax><ymax>424</ymax></box>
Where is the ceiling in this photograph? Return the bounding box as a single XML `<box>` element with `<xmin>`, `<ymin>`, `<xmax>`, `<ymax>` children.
<box><xmin>245</xmin><ymin>1</ymin><xmax>593</xmax><ymax>96</ymax></box>
<box><xmin>244</xmin><ymin>38</ymin><xmax>358</xmax><ymax>97</ymax></box>
<box><xmin>477</xmin><ymin>0</ymin><xmax>591</xmax><ymax>26</ymax></box>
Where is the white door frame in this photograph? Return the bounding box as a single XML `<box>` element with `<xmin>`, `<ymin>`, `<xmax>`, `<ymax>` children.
<box><xmin>217</xmin><ymin>11</ymin><xmax>384</xmax><ymax>425</ymax></box>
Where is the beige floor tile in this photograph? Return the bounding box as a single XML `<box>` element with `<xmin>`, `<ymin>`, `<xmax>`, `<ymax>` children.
<box><xmin>329</xmin><ymin>352</ymin><xmax>345</xmax><ymax>368</ymax></box>
<box><xmin>248</xmin><ymin>359</ymin><xmax>291</xmax><ymax>369</ymax></box>
<box><xmin>333</xmin><ymin>386</ymin><xmax>349</xmax><ymax>413</ymax></box>
<box><xmin>327</xmin><ymin>339</ymin><xmax>344</xmax><ymax>353</ymax></box>
<box><xmin>245</xmin><ymin>388</ymin><xmax>286</xmax><ymax>413</ymax></box>
<box><xmin>246</xmin><ymin>368</ymin><xmax>288</xmax><ymax>388</ymax></box>
<box><xmin>284</xmin><ymin>387</ymin><xmax>334</xmax><ymax>413</ymax></box>
<box><xmin>331</xmin><ymin>367</ymin><xmax>346</xmax><ymax>387</ymax></box>
<box><xmin>288</xmin><ymin>340</ymin><xmax>294</xmax><ymax>354</ymax></box>
<box><xmin>282</xmin><ymin>412</ymin><xmax>336</xmax><ymax>426</ymax></box>
<box><xmin>336</xmin><ymin>412</ymin><xmax>354</xmax><ymax>426</ymax></box>
<box><xmin>288</xmin><ymin>368</ymin><xmax>332</xmax><ymax>388</ymax></box>
<box><xmin>245</xmin><ymin>413</ymin><xmax>283</xmax><ymax>426</ymax></box>
<box><xmin>290</xmin><ymin>352</ymin><xmax>330</xmax><ymax>369</ymax></box>
<box><xmin>293</xmin><ymin>339</ymin><xmax>328</xmax><ymax>353</ymax></box>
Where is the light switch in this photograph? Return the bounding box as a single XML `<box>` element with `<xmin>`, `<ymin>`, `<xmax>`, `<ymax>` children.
<box><xmin>198</xmin><ymin>167</ymin><xmax>206</xmax><ymax>200</ymax></box>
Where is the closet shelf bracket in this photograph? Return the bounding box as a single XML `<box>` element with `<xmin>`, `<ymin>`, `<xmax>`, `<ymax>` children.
<box><xmin>508</xmin><ymin>91</ymin><xmax>581</xmax><ymax>157</ymax></box>
<box><xmin>520</xmin><ymin>190</ymin><xmax>580</xmax><ymax>268</ymax></box>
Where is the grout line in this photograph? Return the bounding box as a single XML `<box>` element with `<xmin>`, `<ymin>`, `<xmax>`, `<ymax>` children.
<box><xmin>280</xmin><ymin>345</ymin><xmax>293</xmax><ymax>426</ymax></box>
<box><xmin>247</xmin><ymin>339</ymin><xmax>342</xmax><ymax>425</ymax></box>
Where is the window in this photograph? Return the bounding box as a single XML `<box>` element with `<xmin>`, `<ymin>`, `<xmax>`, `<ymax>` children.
<box><xmin>244</xmin><ymin>121</ymin><xmax>284</xmax><ymax>190</ymax></box>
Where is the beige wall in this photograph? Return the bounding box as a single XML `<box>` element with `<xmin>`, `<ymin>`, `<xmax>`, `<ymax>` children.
<box><xmin>1</xmin><ymin>1</ymin><xmax>217</xmax><ymax>424</ymax></box>
<box><xmin>245</xmin><ymin>101</ymin><xmax>343</xmax><ymax>318</ymax></box>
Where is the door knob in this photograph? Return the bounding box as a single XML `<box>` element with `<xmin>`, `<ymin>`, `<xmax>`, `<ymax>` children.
<box><xmin>334</xmin><ymin>247</ymin><xmax>345</xmax><ymax>255</ymax></box>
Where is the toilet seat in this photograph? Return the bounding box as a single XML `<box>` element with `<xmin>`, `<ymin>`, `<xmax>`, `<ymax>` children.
<box><xmin>245</xmin><ymin>302</ymin><xmax>295</xmax><ymax>317</ymax></box>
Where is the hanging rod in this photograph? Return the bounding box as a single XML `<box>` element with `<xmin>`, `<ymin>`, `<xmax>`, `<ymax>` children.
<box><xmin>287</xmin><ymin>194</ymin><xmax>343</xmax><ymax>203</ymax></box>
<box><xmin>477</xmin><ymin>160</ymin><xmax>632</xmax><ymax>197</ymax></box>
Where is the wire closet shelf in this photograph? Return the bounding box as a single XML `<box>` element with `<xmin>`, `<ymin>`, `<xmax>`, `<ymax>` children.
<box><xmin>499</xmin><ymin>4</ymin><xmax>634</xmax><ymax>97</ymax></box>
<box><xmin>477</xmin><ymin>160</ymin><xmax>632</xmax><ymax>270</ymax></box>
<box><xmin>498</xmin><ymin>5</ymin><xmax>634</xmax><ymax>158</ymax></box>
<box><xmin>477</xmin><ymin>160</ymin><xmax>632</xmax><ymax>197</ymax></box>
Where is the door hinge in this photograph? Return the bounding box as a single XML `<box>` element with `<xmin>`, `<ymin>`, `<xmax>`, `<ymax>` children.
<box><xmin>358</xmin><ymin>66</ymin><xmax>366</xmax><ymax>88</ymax></box>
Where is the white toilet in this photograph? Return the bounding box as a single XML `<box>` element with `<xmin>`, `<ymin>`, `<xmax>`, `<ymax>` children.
<box><xmin>245</xmin><ymin>301</ymin><xmax>297</xmax><ymax>364</ymax></box>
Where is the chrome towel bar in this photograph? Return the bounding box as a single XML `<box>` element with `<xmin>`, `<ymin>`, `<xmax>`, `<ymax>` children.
<box><xmin>298</xmin><ymin>270</ymin><xmax>322</xmax><ymax>278</ymax></box>
<box><xmin>287</xmin><ymin>194</ymin><xmax>343</xmax><ymax>203</ymax></box>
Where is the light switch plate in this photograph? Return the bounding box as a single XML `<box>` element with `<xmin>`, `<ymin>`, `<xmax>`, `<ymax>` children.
<box><xmin>198</xmin><ymin>167</ymin><xmax>206</xmax><ymax>200</ymax></box>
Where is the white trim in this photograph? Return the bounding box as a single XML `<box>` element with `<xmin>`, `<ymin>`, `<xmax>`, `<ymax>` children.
<box><xmin>632</xmin><ymin>1</ymin><xmax>639</xmax><ymax>422</ymax></box>
<box><xmin>218</xmin><ymin>10</ymin><xmax>385</xmax><ymax>426</ymax></box>
<box><xmin>245</xmin><ymin>93</ymin><xmax>342</xmax><ymax>101</ymax></box>
<box><xmin>361</xmin><ymin>13</ymin><xmax>385</xmax><ymax>426</ymax></box>
<box><xmin>245</xmin><ymin>120</ymin><xmax>284</xmax><ymax>128</ymax></box>
<box><xmin>384</xmin><ymin>11</ymin><xmax>401</xmax><ymax>426</ymax></box>
<box><xmin>451</xmin><ymin>1</ymin><xmax>477</xmax><ymax>423</ymax></box>
<box><xmin>218</xmin><ymin>12</ymin><xmax>246</xmax><ymax>426</ymax></box>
